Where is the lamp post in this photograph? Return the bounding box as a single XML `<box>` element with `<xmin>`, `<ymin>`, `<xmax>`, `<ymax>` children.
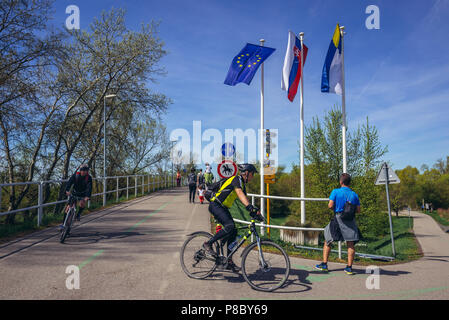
<box><xmin>103</xmin><ymin>94</ymin><xmax>117</xmax><ymax>206</ymax></box>
<box><xmin>170</xmin><ymin>140</ymin><xmax>177</xmax><ymax>187</ymax></box>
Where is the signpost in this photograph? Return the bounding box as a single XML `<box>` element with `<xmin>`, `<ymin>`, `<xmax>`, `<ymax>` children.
<box><xmin>221</xmin><ymin>142</ymin><xmax>235</xmax><ymax>158</ymax></box>
<box><xmin>375</xmin><ymin>162</ymin><xmax>400</xmax><ymax>257</ymax></box>
<box><xmin>217</xmin><ymin>160</ymin><xmax>237</xmax><ymax>179</ymax></box>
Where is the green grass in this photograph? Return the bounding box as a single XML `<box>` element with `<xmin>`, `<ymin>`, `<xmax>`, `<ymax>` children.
<box><xmin>423</xmin><ymin>210</ymin><xmax>449</xmax><ymax>226</ymax></box>
<box><xmin>227</xmin><ymin>201</ymin><xmax>422</xmax><ymax>265</ymax></box>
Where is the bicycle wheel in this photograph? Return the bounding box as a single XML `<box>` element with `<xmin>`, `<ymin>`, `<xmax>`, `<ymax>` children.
<box><xmin>180</xmin><ymin>232</ymin><xmax>217</xmax><ymax>279</ymax></box>
<box><xmin>241</xmin><ymin>240</ymin><xmax>290</xmax><ymax>292</ymax></box>
<box><xmin>60</xmin><ymin>209</ymin><xmax>74</xmax><ymax>243</ymax></box>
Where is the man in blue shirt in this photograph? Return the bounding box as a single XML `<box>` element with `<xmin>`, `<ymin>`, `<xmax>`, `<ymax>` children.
<box><xmin>316</xmin><ymin>173</ymin><xmax>361</xmax><ymax>275</ymax></box>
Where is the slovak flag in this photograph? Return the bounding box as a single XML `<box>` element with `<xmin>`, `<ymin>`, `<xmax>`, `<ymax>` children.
<box><xmin>281</xmin><ymin>31</ymin><xmax>308</xmax><ymax>102</ymax></box>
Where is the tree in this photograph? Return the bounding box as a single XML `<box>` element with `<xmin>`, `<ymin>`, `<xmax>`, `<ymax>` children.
<box><xmin>0</xmin><ymin>0</ymin><xmax>65</xmax><ymax>222</ymax></box>
<box><xmin>294</xmin><ymin>107</ymin><xmax>389</xmax><ymax>237</ymax></box>
<box><xmin>0</xmin><ymin>6</ymin><xmax>172</xmax><ymax>223</ymax></box>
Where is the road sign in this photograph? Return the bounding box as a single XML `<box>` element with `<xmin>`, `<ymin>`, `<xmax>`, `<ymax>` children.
<box><xmin>264</xmin><ymin>178</ymin><xmax>275</xmax><ymax>184</ymax></box>
<box><xmin>264</xmin><ymin>166</ymin><xmax>277</xmax><ymax>175</ymax></box>
<box><xmin>217</xmin><ymin>160</ymin><xmax>237</xmax><ymax>179</ymax></box>
<box><xmin>375</xmin><ymin>163</ymin><xmax>400</xmax><ymax>185</ymax></box>
<box><xmin>221</xmin><ymin>143</ymin><xmax>235</xmax><ymax>158</ymax></box>
<box><xmin>375</xmin><ymin>162</ymin><xmax>399</xmax><ymax>257</ymax></box>
<box><xmin>264</xmin><ymin>174</ymin><xmax>275</xmax><ymax>180</ymax></box>
<box><xmin>265</xmin><ymin>129</ymin><xmax>271</xmax><ymax>155</ymax></box>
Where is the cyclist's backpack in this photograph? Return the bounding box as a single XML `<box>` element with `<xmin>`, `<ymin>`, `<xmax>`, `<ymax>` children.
<box><xmin>204</xmin><ymin>178</ymin><xmax>228</xmax><ymax>202</ymax></box>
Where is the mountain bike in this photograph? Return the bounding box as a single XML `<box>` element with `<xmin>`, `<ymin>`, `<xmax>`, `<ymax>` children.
<box><xmin>59</xmin><ymin>194</ymin><xmax>84</xmax><ymax>243</ymax></box>
<box><xmin>180</xmin><ymin>218</ymin><xmax>290</xmax><ymax>292</ymax></box>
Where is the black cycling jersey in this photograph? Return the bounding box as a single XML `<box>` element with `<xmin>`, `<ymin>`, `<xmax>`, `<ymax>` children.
<box><xmin>65</xmin><ymin>172</ymin><xmax>92</xmax><ymax>198</ymax></box>
<box><xmin>212</xmin><ymin>175</ymin><xmax>246</xmax><ymax>208</ymax></box>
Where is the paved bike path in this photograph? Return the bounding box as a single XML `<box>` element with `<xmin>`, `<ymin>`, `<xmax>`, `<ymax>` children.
<box><xmin>0</xmin><ymin>189</ymin><xmax>448</xmax><ymax>300</ymax></box>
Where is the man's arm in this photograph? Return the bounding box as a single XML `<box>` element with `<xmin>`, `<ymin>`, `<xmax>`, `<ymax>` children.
<box><xmin>328</xmin><ymin>200</ymin><xmax>334</xmax><ymax>210</ymax></box>
<box><xmin>235</xmin><ymin>188</ymin><xmax>250</xmax><ymax>207</ymax></box>
<box><xmin>65</xmin><ymin>174</ymin><xmax>75</xmax><ymax>195</ymax></box>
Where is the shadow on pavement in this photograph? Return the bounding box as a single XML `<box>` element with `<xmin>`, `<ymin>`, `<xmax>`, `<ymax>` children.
<box><xmin>61</xmin><ymin>231</ymin><xmax>143</xmax><ymax>246</ymax></box>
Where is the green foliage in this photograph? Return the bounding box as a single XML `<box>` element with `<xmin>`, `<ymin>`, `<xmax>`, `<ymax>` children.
<box><xmin>285</xmin><ymin>107</ymin><xmax>389</xmax><ymax>237</ymax></box>
<box><xmin>387</xmin><ymin>157</ymin><xmax>449</xmax><ymax>212</ymax></box>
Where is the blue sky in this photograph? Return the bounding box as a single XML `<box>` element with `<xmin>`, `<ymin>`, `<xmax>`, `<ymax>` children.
<box><xmin>53</xmin><ymin>0</ymin><xmax>449</xmax><ymax>173</ymax></box>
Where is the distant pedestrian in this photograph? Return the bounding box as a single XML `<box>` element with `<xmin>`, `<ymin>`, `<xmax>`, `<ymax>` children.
<box><xmin>315</xmin><ymin>173</ymin><xmax>361</xmax><ymax>275</ymax></box>
<box><xmin>188</xmin><ymin>168</ymin><xmax>197</xmax><ymax>203</ymax></box>
<box><xmin>204</xmin><ymin>165</ymin><xmax>214</xmax><ymax>187</ymax></box>
<box><xmin>176</xmin><ymin>171</ymin><xmax>181</xmax><ymax>187</ymax></box>
<box><xmin>198</xmin><ymin>184</ymin><xmax>205</xmax><ymax>204</ymax></box>
<box><xmin>197</xmin><ymin>169</ymin><xmax>205</xmax><ymax>186</ymax></box>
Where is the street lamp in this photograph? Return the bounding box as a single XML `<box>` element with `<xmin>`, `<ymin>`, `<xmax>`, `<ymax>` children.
<box><xmin>170</xmin><ymin>140</ymin><xmax>177</xmax><ymax>187</ymax></box>
<box><xmin>103</xmin><ymin>94</ymin><xmax>117</xmax><ymax>206</ymax></box>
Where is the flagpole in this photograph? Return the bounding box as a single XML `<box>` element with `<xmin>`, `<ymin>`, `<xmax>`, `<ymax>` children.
<box><xmin>260</xmin><ymin>38</ymin><xmax>265</xmax><ymax>236</ymax></box>
<box><xmin>340</xmin><ymin>26</ymin><xmax>347</xmax><ymax>174</ymax></box>
<box><xmin>339</xmin><ymin>26</ymin><xmax>347</xmax><ymax>260</ymax></box>
<box><xmin>299</xmin><ymin>32</ymin><xmax>306</xmax><ymax>225</ymax></box>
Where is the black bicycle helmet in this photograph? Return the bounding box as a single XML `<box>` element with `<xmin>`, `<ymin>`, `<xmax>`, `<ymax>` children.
<box><xmin>238</xmin><ymin>163</ymin><xmax>258</xmax><ymax>174</ymax></box>
<box><xmin>80</xmin><ymin>164</ymin><xmax>89</xmax><ymax>171</ymax></box>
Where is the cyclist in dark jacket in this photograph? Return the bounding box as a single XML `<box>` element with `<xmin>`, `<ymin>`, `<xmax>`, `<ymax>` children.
<box><xmin>61</xmin><ymin>164</ymin><xmax>92</xmax><ymax>225</ymax></box>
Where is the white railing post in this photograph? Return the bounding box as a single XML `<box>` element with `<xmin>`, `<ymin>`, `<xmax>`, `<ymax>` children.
<box><xmin>37</xmin><ymin>182</ymin><xmax>43</xmax><ymax>227</ymax></box>
<box><xmin>103</xmin><ymin>177</ymin><xmax>107</xmax><ymax>207</ymax></box>
<box><xmin>135</xmin><ymin>176</ymin><xmax>137</xmax><ymax>198</ymax></box>
<box><xmin>127</xmin><ymin>176</ymin><xmax>129</xmax><ymax>200</ymax></box>
<box><xmin>116</xmin><ymin>177</ymin><xmax>119</xmax><ymax>202</ymax></box>
<box><xmin>142</xmin><ymin>175</ymin><xmax>144</xmax><ymax>196</ymax></box>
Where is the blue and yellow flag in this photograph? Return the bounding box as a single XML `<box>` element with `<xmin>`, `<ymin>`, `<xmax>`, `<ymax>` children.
<box><xmin>224</xmin><ymin>43</ymin><xmax>276</xmax><ymax>86</ymax></box>
<box><xmin>321</xmin><ymin>24</ymin><xmax>343</xmax><ymax>95</ymax></box>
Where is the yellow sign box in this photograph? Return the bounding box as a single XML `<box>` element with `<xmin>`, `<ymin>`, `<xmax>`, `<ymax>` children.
<box><xmin>264</xmin><ymin>174</ymin><xmax>276</xmax><ymax>180</ymax></box>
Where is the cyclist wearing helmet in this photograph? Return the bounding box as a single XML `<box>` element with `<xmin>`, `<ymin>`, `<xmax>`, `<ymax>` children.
<box><xmin>61</xmin><ymin>164</ymin><xmax>92</xmax><ymax>225</ymax></box>
<box><xmin>202</xmin><ymin>163</ymin><xmax>263</xmax><ymax>272</ymax></box>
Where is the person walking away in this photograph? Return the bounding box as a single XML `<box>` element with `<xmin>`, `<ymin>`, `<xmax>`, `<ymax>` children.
<box><xmin>176</xmin><ymin>171</ymin><xmax>181</xmax><ymax>187</ymax></box>
<box><xmin>198</xmin><ymin>184</ymin><xmax>205</xmax><ymax>204</ymax></box>
<box><xmin>315</xmin><ymin>173</ymin><xmax>361</xmax><ymax>275</ymax></box>
<box><xmin>197</xmin><ymin>169</ymin><xmax>205</xmax><ymax>186</ymax></box>
<box><xmin>188</xmin><ymin>168</ymin><xmax>197</xmax><ymax>203</ymax></box>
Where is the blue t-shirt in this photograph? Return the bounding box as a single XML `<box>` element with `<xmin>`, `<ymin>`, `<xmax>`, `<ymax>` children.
<box><xmin>329</xmin><ymin>187</ymin><xmax>360</xmax><ymax>213</ymax></box>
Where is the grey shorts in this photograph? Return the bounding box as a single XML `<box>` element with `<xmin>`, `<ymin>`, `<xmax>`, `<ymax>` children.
<box><xmin>324</xmin><ymin>214</ymin><xmax>359</xmax><ymax>245</ymax></box>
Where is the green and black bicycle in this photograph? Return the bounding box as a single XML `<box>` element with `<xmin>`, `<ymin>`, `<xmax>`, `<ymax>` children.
<box><xmin>180</xmin><ymin>218</ymin><xmax>290</xmax><ymax>292</ymax></box>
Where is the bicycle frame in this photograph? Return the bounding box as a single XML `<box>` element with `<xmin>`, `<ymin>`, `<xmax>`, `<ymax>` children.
<box><xmin>217</xmin><ymin>220</ymin><xmax>265</xmax><ymax>264</ymax></box>
<box><xmin>62</xmin><ymin>195</ymin><xmax>84</xmax><ymax>227</ymax></box>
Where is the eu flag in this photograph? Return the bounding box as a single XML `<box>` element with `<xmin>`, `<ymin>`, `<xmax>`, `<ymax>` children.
<box><xmin>224</xmin><ymin>43</ymin><xmax>276</xmax><ymax>86</ymax></box>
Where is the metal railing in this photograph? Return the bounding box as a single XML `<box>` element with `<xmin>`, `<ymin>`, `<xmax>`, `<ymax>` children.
<box><xmin>0</xmin><ymin>174</ymin><xmax>182</xmax><ymax>227</ymax></box>
<box><xmin>245</xmin><ymin>193</ymin><xmax>394</xmax><ymax>261</ymax></box>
